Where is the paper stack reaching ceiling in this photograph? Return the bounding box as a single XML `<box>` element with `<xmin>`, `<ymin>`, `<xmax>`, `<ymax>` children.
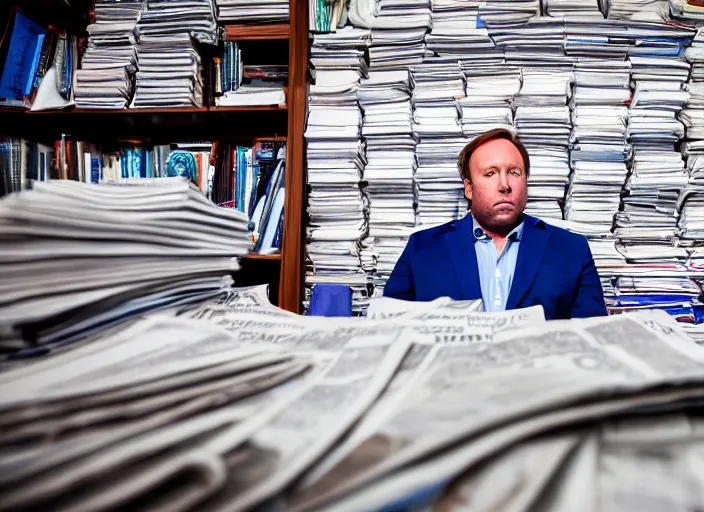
<box><xmin>305</xmin><ymin>28</ymin><xmax>372</xmax><ymax>314</ymax></box>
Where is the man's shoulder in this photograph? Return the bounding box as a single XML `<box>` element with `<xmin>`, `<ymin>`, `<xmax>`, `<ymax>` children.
<box><xmin>526</xmin><ymin>215</ymin><xmax>589</xmax><ymax>248</ymax></box>
<box><xmin>410</xmin><ymin>218</ymin><xmax>462</xmax><ymax>243</ymax></box>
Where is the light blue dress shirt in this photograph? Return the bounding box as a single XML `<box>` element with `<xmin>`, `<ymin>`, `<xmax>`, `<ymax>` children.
<box><xmin>472</xmin><ymin>215</ymin><xmax>524</xmax><ymax>312</ymax></box>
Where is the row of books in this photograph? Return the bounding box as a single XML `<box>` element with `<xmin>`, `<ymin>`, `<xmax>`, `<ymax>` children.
<box><xmin>0</xmin><ymin>136</ymin><xmax>286</xmax><ymax>254</ymax></box>
<box><xmin>211</xmin><ymin>140</ymin><xmax>286</xmax><ymax>254</ymax></box>
<box><xmin>213</xmin><ymin>42</ymin><xmax>287</xmax><ymax>107</ymax></box>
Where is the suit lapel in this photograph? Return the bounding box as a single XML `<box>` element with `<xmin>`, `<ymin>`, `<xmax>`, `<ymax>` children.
<box><xmin>443</xmin><ymin>215</ymin><xmax>482</xmax><ymax>300</ymax></box>
<box><xmin>506</xmin><ymin>215</ymin><xmax>550</xmax><ymax>310</ymax></box>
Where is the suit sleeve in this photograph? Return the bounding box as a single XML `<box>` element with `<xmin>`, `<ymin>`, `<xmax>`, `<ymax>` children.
<box><xmin>569</xmin><ymin>237</ymin><xmax>608</xmax><ymax>318</ymax></box>
<box><xmin>383</xmin><ymin>234</ymin><xmax>417</xmax><ymax>301</ymax></box>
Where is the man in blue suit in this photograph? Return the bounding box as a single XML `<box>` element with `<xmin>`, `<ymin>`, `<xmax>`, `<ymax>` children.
<box><xmin>384</xmin><ymin>128</ymin><xmax>607</xmax><ymax>320</ymax></box>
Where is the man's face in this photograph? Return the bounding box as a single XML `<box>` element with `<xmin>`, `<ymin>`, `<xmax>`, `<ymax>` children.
<box><xmin>464</xmin><ymin>137</ymin><xmax>528</xmax><ymax>234</ymax></box>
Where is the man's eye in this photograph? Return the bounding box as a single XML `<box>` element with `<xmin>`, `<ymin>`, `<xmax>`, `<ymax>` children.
<box><xmin>510</xmin><ymin>169</ymin><xmax>521</xmax><ymax>176</ymax></box>
<box><xmin>485</xmin><ymin>171</ymin><xmax>495</xmax><ymax>177</ymax></box>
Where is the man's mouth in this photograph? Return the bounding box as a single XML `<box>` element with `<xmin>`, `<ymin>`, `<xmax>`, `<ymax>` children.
<box><xmin>495</xmin><ymin>201</ymin><xmax>514</xmax><ymax>208</ymax></box>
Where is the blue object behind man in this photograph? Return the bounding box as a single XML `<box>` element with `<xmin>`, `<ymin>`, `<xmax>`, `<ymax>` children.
<box><xmin>384</xmin><ymin>127</ymin><xmax>607</xmax><ymax>320</ymax></box>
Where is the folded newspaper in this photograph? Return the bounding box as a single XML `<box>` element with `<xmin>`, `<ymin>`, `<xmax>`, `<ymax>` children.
<box><xmin>3</xmin><ymin>289</ymin><xmax>704</xmax><ymax>511</ymax></box>
<box><xmin>0</xmin><ymin>179</ymin><xmax>251</xmax><ymax>360</ymax></box>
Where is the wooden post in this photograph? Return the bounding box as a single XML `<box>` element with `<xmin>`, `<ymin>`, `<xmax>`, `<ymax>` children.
<box><xmin>279</xmin><ymin>0</ymin><xmax>307</xmax><ymax>313</ymax></box>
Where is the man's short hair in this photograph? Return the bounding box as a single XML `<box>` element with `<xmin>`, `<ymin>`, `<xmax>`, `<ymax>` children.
<box><xmin>457</xmin><ymin>128</ymin><xmax>531</xmax><ymax>183</ymax></box>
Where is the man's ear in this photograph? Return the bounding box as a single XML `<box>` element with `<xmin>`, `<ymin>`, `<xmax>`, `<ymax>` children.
<box><xmin>463</xmin><ymin>178</ymin><xmax>473</xmax><ymax>201</ymax></box>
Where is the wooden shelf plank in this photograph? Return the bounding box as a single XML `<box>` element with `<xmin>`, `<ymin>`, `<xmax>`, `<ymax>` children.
<box><xmin>224</xmin><ymin>24</ymin><xmax>290</xmax><ymax>41</ymax></box>
<box><xmin>243</xmin><ymin>253</ymin><xmax>282</xmax><ymax>261</ymax></box>
<box><xmin>210</xmin><ymin>105</ymin><xmax>287</xmax><ymax>112</ymax></box>
<box><xmin>17</xmin><ymin>106</ymin><xmax>288</xmax><ymax>115</ymax></box>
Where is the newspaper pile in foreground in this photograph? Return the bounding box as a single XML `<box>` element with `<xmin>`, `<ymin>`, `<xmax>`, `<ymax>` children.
<box><xmin>0</xmin><ymin>178</ymin><xmax>250</xmax><ymax>360</ymax></box>
<box><xmin>3</xmin><ymin>287</ymin><xmax>704</xmax><ymax>511</ymax></box>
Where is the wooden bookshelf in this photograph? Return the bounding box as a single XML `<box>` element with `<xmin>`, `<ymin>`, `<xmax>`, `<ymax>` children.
<box><xmin>244</xmin><ymin>253</ymin><xmax>283</xmax><ymax>261</ymax></box>
<box><xmin>1</xmin><ymin>0</ymin><xmax>308</xmax><ymax>314</ymax></box>
<box><xmin>225</xmin><ymin>24</ymin><xmax>290</xmax><ymax>41</ymax></box>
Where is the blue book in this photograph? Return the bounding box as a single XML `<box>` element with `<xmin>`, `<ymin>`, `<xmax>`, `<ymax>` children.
<box><xmin>0</xmin><ymin>11</ymin><xmax>47</xmax><ymax>100</ymax></box>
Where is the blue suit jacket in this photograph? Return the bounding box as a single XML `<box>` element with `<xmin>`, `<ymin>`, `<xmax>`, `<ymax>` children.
<box><xmin>384</xmin><ymin>214</ymin><xmax>608</xmax><ymax>320</ymax></box>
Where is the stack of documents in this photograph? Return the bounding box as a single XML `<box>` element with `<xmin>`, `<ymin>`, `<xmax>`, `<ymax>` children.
<box><xmin>515</xmin><ymin>70</ymin><xmax>571</xmax><ymax>217</ymax></box>
<box><xmin>347</xmin><ymin>0</ymin><xmax>430</xmax><ymax>67</ymax></box>
<box><xmin>216</xmin><ymin>0</ymin><xmax>289</xmax><ymax>23</ymax></box>
<box><xmin>425</xmin><ymin>3</ymin><xmax>503</xmax><ymax>66</ymax></box>
<box><xmin>415</xmin><ymin>137</ymin><xmax>469</xmax><ymax>225</ymax></box>
<box><xmin>617</xmin><ymin>75</ymin><xmax>690</xmax><ymax>247</ymax></box>
<box><xmin>477</xmin><ymin>0</ymin><xmax>540</xmax><ymax>28</ymax></box>
<box><xmin>358</xmin><ymin>70</ymin><xmax>415</xmax><ymax>284</ymax></box>
<box><xmin>74</xmin><ymin>1</ymin><xmax>140</xmax><ymax>109</ymax></box>
<box><xmin>602</xmin><ymin>0</ymin><xmax>669</xmax><ymax>21</ymax></box>
<box><xmin>137</xmin><ymin>0</ymin><xmax>217</xmax><ymax>45</ymax></box>
<box><xmin>347</xmin><ymin>0</ymin><xmax>432</xmax><ymax>30</ymax></box>
<box><xmin>494</xmin><ymin>17</ymin><xmax>573</xmax><ymax>69</ymax></box>
<box><xmin>686</xmin><ymin>28</ymin><xmax>704</xmax><ymax>82</ymax></box>
<box><xmin>306</xmin><ymin>30</ymin><xmax>371</xmax><ymax>313</ymax></box>
<box><xmin>368</xmin><ymin>28</ymin><xmax>428</xmax><ymax>70</ymax></box>
<box><xmin>678</xmin><ymin>184</ymin><xmax>704</xmax><ymax>242</ymax></box>
<box><xmin>309</xmin><ymin>27</ymin><xmax>371</xmax><ymax>74</ymax></box>
<box><xmin>0</xmin><ymin>179</ymin><xmax>250</xmax><ymax>357</ymax></box>
<box><xmin>669</xmin><ymin>0</ymin><xmax>704</xmax><ymax>25</ymax></box>
<box><xmin>132</xmin><ymin>32</ymin><xmax>204</xmax><ymax>108</ymax></box>
<box><xmin>542</xmin><ymin>0</ymin><xmax>603</xmax><ymax>17</ymax></box>
<box><xmin>564</xmin><ymin>60</ymin><xmax>632</xmax><ymax>230</ymax></box>
<box><xmin>412</xmin><ymin>65</ymin><xmax>465</xmax><ymax>230</ymax></box>
<box><xmin>460</xmin><ymin>66</ymin><xmax>519</xmax><ymax>137</ymax></box>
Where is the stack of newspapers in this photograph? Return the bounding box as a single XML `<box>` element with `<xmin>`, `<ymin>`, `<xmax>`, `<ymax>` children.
<box><xmin>563</xmin><ymin>60</ymin><xmax>632</xmax><ymax>229</ymax></box>
<box><xmin>74</xmin><ymin>0</ymin><xmax>141</xmax><ymax>109</ymax></box>
<box><xmin>515</xmin><ymin>70</ymin><xmax>572</xmax><ymax>219</ymax></box>
<box><xmin>132</xmin><ymin>0</ymin><xmax>217</xmax><ymax>108</ymax></box>
<box><xmin>305</xmin><ymin>28</ymin><xmax>372</xmax><ymax>313</ymax></box>
<box><xmin>0</xmin><ymin>179</ymin><xmax>250</xmax><ymax>359</ymax></box>
<box><xmin>358</xmin><ymin>70</ymin><xmax>417</xmax><ymax>292</ymax></box>
<box><xmin>216</xmin><ymin>0</ymin><xmax>289</xmax><ymax>23</ymax></box>
<box><xmin>5</xmin><ymin>291</ymin><xmax>704</xmax><ymax>510</ymax></box>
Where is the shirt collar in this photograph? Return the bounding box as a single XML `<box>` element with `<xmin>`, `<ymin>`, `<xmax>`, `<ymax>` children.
<box><xmin>471</xmin><ymin>214</ymin><xmax>524</xmax><ymax>243</ymax></box>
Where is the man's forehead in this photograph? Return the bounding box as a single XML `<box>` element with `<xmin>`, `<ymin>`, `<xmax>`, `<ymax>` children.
<box><xmin>470</xmin><ymin>139</ymin><xmax>524</xmax><ymax>169</ymax></box>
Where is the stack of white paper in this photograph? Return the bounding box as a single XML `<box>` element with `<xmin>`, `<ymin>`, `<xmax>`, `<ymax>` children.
<box><xmin>348</xmin><ymin>0</ymin><xmax>431</xmax><ymax>70</ymax></box>
<box><xmin>678</xmin><ymin>184</ymin><xmax>704</xmax><ymax>242</ymax></box>
<box><xmin>515</xmin><ymin>70</ymin><xmax>571</xmax><ymax>217</ymax></box>
<box><xmin>460</xmin><ymin>66</ymin><xmax>520</xmax><ymax>137</ymax></box>
<box><xmin>131</xmin><ymin>32</ymin><xmax>203</xmax><ymax>108</ymax></box>
<box><xmin>413</xmin><ymin>64</ymin><xmax>465</xmax><ymax>228</ymax></box>
<box><xmin>75</xmin><ymin>1</ymin><xmax>140</xmax><ymax>109</ymax></box>
<box><xmin>616</xmin><ymin>74</ymin><xmax>689</xmax><ymax>249</ymax></box>
<box><xmin>425</xmin><ymin>1</ymin><xmax>503</xmax><ymax>66</ymax></box>
<box><xmin>686</xmin><ymin>28</ymin><xmax>704</xmax><ymax>82</ymax></box>
<box><xmin>478</xmin><ymin>0</ymin><xmax>539</xmax><ymax>28</ymax></box>
<box><xmin>630</xmin><ymin>56</ymin><xmax>691</xmax><ymax>83</ymax></box>
<box><xmin>564</xmin><ymin>60</ymin><xmax>631</xmax><ymax>229</ymax></box>
<box><xmin>415</xmin><ymin>137</ymin><xmax>469</xmax><ymax>226</ymax></box>
<box><xmin>602</xmin><ymin>0</ymin><xmax>669</xmax><ymax>21</ymax></box>
<box><xmin>306</xmin><ymin>29</ymin><xmax>372</xmax><ymax>313</ymax></box>
<box><xmin>358</xmin><ymin>70</ymin><xmax>415</xmax><ymax>285</ymax></box>
<box><xmin>216</xmin><ymin>0</ymin><xmax>289</xmax><ymax>23</ymax></box>
<box><xmin>669</xmin><ymin>0</ymin><xmax>704</xmax><ymax>25</ymax></box>
<box><xmin>137</xmin><ymin>0</ymin><xmax>217</xmax><ymax>44</ymax></box>
<box><xmin>492</xmin><ymin>17</ymin><xmax>572</xmax><ymax>69</ymax></box>
<box><xmin>0</xmin><ymin>179</ymin><xmax>249</xmax><ymax>355</ymax></box>
<box><xmin>542</xmin><ymin>0</ymin><xmax>603</xmax><ymax>17</ymax></box>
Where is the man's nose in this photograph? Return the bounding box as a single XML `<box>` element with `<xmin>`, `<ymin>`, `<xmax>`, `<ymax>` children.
<box><xmin>498</xmin><ymin>172</ymin><xmax>511</xmax><ymax>193</ymax></box>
